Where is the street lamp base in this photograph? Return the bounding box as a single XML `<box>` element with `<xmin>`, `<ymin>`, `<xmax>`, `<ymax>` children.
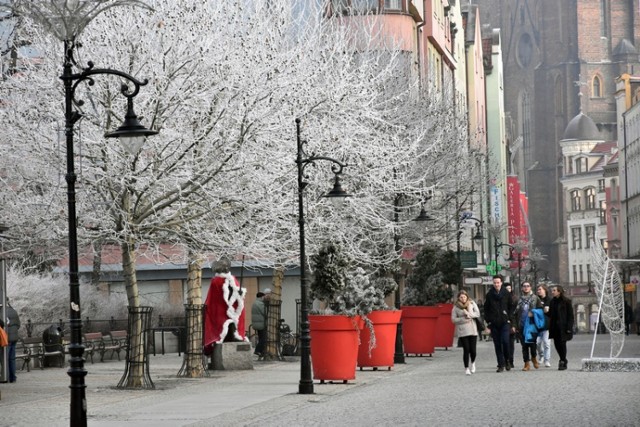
<box><xmin>299</xmin><ymin>380</ymin><xmax>314</xmax><ymax>394</ymax></box>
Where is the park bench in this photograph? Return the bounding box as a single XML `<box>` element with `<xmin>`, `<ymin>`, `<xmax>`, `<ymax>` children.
<box><xmin>82</xmin><ymin>332</ymin><xmax>104</xmax><ymax>364</ymax></box>
<box><xmin>14</xmin><ymin>339</ymin><xmax>33</xmax><ymax>372</ymax></box>
<box><xmin>21</xmin><ymin>336</ymin><xmax>65</xmax><ymax>369</ymax></box>
<box><xmin>100</xmin><ymin>330</ymin><xmax>128</xmax><ymax>362</ymax></box>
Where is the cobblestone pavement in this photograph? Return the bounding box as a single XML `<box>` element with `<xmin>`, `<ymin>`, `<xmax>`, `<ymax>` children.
<box><xmin>0</xmin><ymin>333</ymin><xmax>639</xmax><ymax>426</ymax></box>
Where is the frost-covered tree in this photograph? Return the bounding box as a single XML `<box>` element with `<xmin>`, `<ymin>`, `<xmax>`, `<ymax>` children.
<box><xmin>0</xmin><ymin>0</ymin><xmax>476</xmax><ymax>383</ymax></box>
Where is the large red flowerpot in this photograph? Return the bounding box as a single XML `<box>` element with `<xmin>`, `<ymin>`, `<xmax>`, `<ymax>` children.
<box><xmin>357</xmin><ymin>310</ymin><xmax>402</xmax><ymax>370</ymax></box>
<box><xmin>310</xmin><ymin>315</ymin><xmax>363</xmax><ymax>383</ymax></box>
<box><xmin>435</xmin><ymin>303</ymin><xmax>455</xmax><ymax>350</ymax></box>
<box><xmin>400</xmin><ymin>305</ymin><xmax>440</xmax><ymax>356</ymax></box>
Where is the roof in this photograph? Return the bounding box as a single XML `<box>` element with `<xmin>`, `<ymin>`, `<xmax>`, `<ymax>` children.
<box><xmin>613</xmin><ymin>38</ymin><xmax>637</xmax><ymax>57</ymax></box>
<box><xmin>562</xmin><ymin>112</ymin><xmax>600</xmax><ymax>141</ymax></box>
<box><xmin>590</xmin><ymin>141</ymin><xmax>617</xmax><ymax>154</ymax></box>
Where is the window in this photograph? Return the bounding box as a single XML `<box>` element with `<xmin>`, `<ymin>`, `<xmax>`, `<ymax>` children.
<box><xmin>575</xmin><ymin>157</ymin><xmax>588</xmax><ymax>174</ymax></box>
<box><xmin>599</xmin><ymin>200</ymin><xmax>607</xmax><ymax>224</ymax></box>
<box><xmin>592</xmin><ymin>76</ymin><xmax>602</xmax><ymax>98</ymax></box>
<box><xmin>585</xmin><ymin>225</ymin><xmax>595</xmax><ymax>248</ymax></box>
<box><xmin>332</xmin><ymin>0</ymin><xmax>378</xmax><ymax>14</ymax></box>
<box><xmin>571</xmin><ymin>190</ymin><xmax>581</xmax><ymax>211</ymax></box>
<box><xmin>600</xmin><ymin>0</ymin><xmax>610</xmax><ymax>38</ymax></box>
<box><xmin>587</xmin><ymin>264</ymin><xmax>592</xmax><ymax>285</ymax></box>
<box><xmin>579</xmin><ymin>265</ymin><xmax>584</xmax><ymax>284</ymax></box>
<box><xmin>571</xmin><ymin>227</ymin><xmax>582</xmax><ymax>249</ymax></box>
<box><xmin>354</xmin><ymin>0</ymin><xmax>378</xmax><ymax>12</ymax></box>
<box><xmin>598</xmin><ymin>179</ymin><xmax>605</xmax><ymax>192</ymax></box>
<box><xmin>572</xmin><ymin>265</ymin><xmax>578</xmax><ymax>284</ymax></box>
<box><xmin>585</xmin><ymin>188</ymin><xmax>596</xmax><ymax>210</ymax></box>
<box><xmin>384</xmin><ymin>0</ymin><xmax>402</xmax><ymax>10</ymax></box>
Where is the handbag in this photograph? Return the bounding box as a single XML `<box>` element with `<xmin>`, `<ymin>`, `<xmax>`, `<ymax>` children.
<box><xmin>0</xmin><ymin>326</ymin><xmax>8</xmax><ymax>347</ymax></box>
<box><xmin>474</xmin><ymin>316</ymin><xmax>485</xmax><ymax>336</ymax></box>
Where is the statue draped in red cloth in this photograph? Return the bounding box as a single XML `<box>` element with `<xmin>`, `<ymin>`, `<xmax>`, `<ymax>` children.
<box><xmin>203</xmin><ymin>266</ymin><xmax>248</xmax><ymax>355</ymax></box>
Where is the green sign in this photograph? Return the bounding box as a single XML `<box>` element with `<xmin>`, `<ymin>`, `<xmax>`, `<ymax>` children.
<box><xmin>459</xmin><ymin>250</ymin><xmax>477</xmax><ymax>268</ymax></box>
<box><xmin>486</xmin><ymin>260</ymin><xmax>503</xmax><ymax>275</ymax></box>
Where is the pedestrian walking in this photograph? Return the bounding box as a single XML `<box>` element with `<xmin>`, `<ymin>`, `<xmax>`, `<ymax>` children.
<box><xmin>484</xmin><ymin>275</ymin><xmax>516</xmax><ymax>372</ymax></box>
<box><xmin>549</xmin><ymin>285</ymin><xmax>574</xmax><ymax>370</ymax></box>
<box><xmin>504</xmin><ymin>282</ymin><xmax>518</xmax><ymax>369</ymax></box>
<box><xmin>514</xmin><ymin>282</ymin><xmax>542</xmax><ymax>371</ymax></box>
<box><xmin>251</xmin><ymin>289</ymin><xmax>271</xmax><ymax>358</ymax></box>
<box><xmin>623</xmin><ymin>301</ymin><xmax>633</xmax><ymax>336</ymax></box>
<box><xmin>635</xmin><ymin>302</ymin><xmax>640</xmax><ymax>336</ymax></box>
<box><xmin>536</xmin><ymin>284</ymin><xmax>552</xmax><ymax>367</ymax></box>
<box><xmin>1</xmin><ymin>301</ymin><xmax>21</xmax><ymax>383</ymax></box>
<box><xmin>451</xmin><ymin>290</ymin><xmax>480</xmax><ymax>375</ymax></box>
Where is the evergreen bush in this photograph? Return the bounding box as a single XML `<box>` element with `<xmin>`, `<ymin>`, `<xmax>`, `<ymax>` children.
<box><xmin>401</xmin><ymin>245</ymin><xmax>458</xmax><ymax>306</ymax></box>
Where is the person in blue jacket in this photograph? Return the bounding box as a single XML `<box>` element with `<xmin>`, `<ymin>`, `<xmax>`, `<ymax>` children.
<box><xmin>514</xmin><ymin>282</ymin><xmax>542</xmax><ymax>371</ymax></box>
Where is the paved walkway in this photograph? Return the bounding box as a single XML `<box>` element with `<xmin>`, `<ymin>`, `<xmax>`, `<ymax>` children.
<box><xmin>1</xmin><ymin>333</ymin><xmax>639</xmax><ymax>426</ymax></box>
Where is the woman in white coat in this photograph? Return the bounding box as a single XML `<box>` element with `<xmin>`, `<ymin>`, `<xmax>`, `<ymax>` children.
<box><xmin>451</xmin><ymin>290</ymin><xmax>481</xmax><ymax>375</ymax></box>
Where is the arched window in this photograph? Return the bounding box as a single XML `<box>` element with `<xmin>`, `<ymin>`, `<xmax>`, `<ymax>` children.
<box><xmin>592</xmin><ymin>75</ymin><xmax>602</xmax><ymax>98</ymax></box>
<box><xmin>585</xmin><ymin>187</ymin><xmax>596</xmax><ymax>209</ymax></box>
<box><xmin>571</xmin><ymin>189</ymin><xmax>581</xmax><ymax>211</ymax></box>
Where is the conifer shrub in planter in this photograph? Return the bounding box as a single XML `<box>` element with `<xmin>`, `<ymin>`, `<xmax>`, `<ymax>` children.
<box><xmin>401</xmin><ymin>245</ymin><xmax>458</xmax><ymax>356</ymax></box>
<box><xmin>354</xmin><ymin>267</ymin><xmax>401</xmax><ymax>370</ymax></box>
<box><xmin>309</xmin><ymin>242</ymin><xmax>363</xmax><ymax>383</ymax></box>
<box><xmin>308</xmin><ymin>242</ymin><xmax>404</xmax><ymax>379</ymax></box>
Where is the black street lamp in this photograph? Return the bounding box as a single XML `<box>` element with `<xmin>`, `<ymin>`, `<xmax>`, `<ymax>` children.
<box><xmin>1</xmin><ymin>2</ymin><xmax>157</xmax><ymax>424</ymax></box>
<box><xmin>506</xmin><ymin>248</ymin><xmax>527</xmax><ymax>287</ymax></box>
<box><xmin>456</xmin><ymin>216</ymin><xmax>483</xmax><ymax>287</ymax></box>
<box><xmin>493</xmin><ymin>237</ymin><xmax>513</xmax><ymax>276</ymax></box>
<box><xmin>391</xmin><ymin>192</ymin><xmax>434</xmax><ymax>364</ymax></box>
<box><xmin>62</xmin><ymin>40</ymin><xmax>156</xmax><ymax>425</ymax></box>
<box><xmin>296</xmin><ymin>118</ymin><xmax>350</xmax><ymax>395</ymax></box>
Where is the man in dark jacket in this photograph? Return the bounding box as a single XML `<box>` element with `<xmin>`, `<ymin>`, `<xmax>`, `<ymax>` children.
<box><xmin>251</xmin><ymin>289</ymin><xmax>271</xmax><ymax>358</ymax></box>
<box><xmin>484</xmin><ymin>275</ymin><xmax>516</xmax><ymax>372</ymax></box>
<box><xmin>2</xmin><ymin>301</ymin><xmax>21</xmax><ymax>383</ymax></box>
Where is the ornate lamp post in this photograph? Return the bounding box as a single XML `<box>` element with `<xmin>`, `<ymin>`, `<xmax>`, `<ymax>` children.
<box><xmin>391</xmin><ymin>192</ymin><xmax>434</xmax><ymax>364</ymax></box>
<box><xmin>64</xmin><ymin>44</ymin><xmax>156</xmax><ymax>426</ymax></box>
<box><xmin>456</xmin><ymin>215</ymin><xmax>483</xmax><ymax>287</ymax></box>
<box><xmin>296</xmin><ymin>118</ymin><xmax>351</xmax><ymax>394</ymax></box>
<box><xmin>5</xmin><ymin>2</ymin><xmax>158</xmax><ymax>424</ymax></box>
<box><xmin>493</xmin><ymin>237</ymin><xmax>514</xmax><ymax>276</ymax></box>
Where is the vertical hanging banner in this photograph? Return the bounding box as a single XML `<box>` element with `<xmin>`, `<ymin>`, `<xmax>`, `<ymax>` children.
<box><xmin>507</xmin><ymin>176</ymin><xmax>529</xmax><ymax>268</ymax></box>
<box><xmin>490</xmin><ymin>185</ymin><xmax>502</xmax><ymax>223</ymax></box>
<box><xmin>506</xmin><ymin>176</ymin><xmax>521</xmax><ymax>244</ymax></box>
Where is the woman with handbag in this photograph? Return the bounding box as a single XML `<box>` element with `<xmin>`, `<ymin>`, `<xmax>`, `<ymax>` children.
<box><xmin>549</xmin><ymin>285</ymin><xmax>574</xmax><ymax>371</ymax></box>
<box><xmin>451</xmin><ymin>290</ymin><xmax>481</xmax><ymax>375</ymax></box>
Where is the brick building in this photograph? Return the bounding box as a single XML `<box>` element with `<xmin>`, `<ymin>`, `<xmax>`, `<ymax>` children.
<box><xmin>472</xmin><ymin>0</ymin><xmax>640</xmax><ymax>285</ymax></box>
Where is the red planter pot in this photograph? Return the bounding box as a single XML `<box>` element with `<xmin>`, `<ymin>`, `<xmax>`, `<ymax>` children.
<box><xmin>357</xmin><ymin>310</ymin><xmax>402</xmax><ymax>370</ymax></box>
<box><xmin>309</xmin><ymin>315</ymin><xmax>363</xmax><ymax>383</ymax></box>
<box><xmin>400</xmin><ymin>305</ymin><xmax>440</xmax><ymax>356</ymax></box>
<box><xmin>435</xmin><ymin>303</ymin><xmax>455</xmax><ymax>350</ymax></box>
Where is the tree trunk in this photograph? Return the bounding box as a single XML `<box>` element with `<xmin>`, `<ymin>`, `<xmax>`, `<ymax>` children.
<box><xmin>186</xmin><ymin>252</ymin><xmax>203</xmax><ymax>304</ymax></box>
<box><xmin>265</xmin><ymin>265</ymin><xmax>285</xmax><ymax>359</ymax></box>
<box><xmin>179</xmin><ymin>251</ymin><xmax>206</xmax><ymax>378</ymax></box>
<box><xmin>119</xmin><ymin>239</ymin><xmax>146</xmax><ymax>388</ymax></box>
<box><xmin>91</xmin><ymin>239</ymin><xmax>103</xmax><ymax>287</ymax></box>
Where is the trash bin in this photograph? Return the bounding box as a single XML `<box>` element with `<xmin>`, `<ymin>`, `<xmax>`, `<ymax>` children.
<box><xmin>42</xmin><ymin>325</ymin><xmax>65</xmax><ymax>367</ymax></box>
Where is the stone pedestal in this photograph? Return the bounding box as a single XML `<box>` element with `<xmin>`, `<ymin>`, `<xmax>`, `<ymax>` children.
<box><xmin>210</xmin><ymin>342</ymin><xmax>254</xmax><ymax>370</ymax></box>
<box><xmin>581</xmin><ymin>357</ymin><xmax>640</xmax><ymax>372</ymax></box>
